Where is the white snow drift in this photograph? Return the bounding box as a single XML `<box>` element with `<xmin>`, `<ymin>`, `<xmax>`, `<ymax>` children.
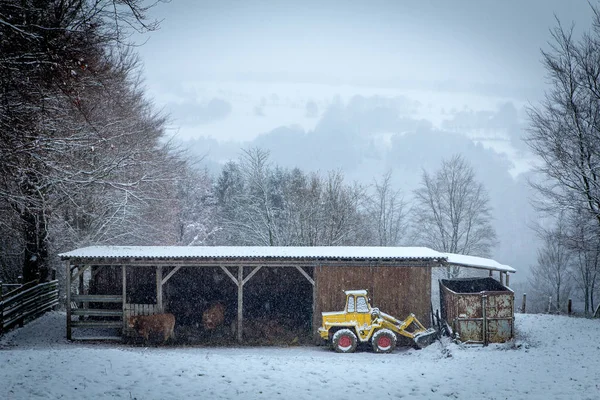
<box><xmin>1</xmin><ymin>312</ymin><xmax>598</xmax><ymax>399</ymax></box>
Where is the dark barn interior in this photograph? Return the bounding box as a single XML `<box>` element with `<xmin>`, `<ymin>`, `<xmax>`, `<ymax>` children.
<box><xmin>124</xmin><ymin>266</ymin><xmax>316</xmax><ymax>345</ymax></box>
<box><xmin>241</xmin><ymin>267</ymin><xmax>313</xmax><ymax>343</ymax></box>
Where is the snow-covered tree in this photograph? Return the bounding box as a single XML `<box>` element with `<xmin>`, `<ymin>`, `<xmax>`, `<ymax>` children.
<box><xmin>368</xmin><ymin>171</ymin><xmax>407</xmax><ymax>246</ymax></box>
<box><xmin>0</xmin><ymin>1</ymin><xmax>186</xmax><ymax>281</ymax></box>
<box><xmin>412</xmin><ymin>154</ymin><xmax>497</xmax><ymax>278</ymax></box>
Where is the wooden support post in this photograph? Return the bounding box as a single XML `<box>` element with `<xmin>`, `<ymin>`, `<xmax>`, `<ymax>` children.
<box><xmin>66</xmin><ymin>261</ymin><xmax>72</xmax><ymax>340</ymax></box>
<box><xmin>521</xmin><ymin>293</ymin><xmax>526</xmax><ymax>313</ymax></box>
<box><xmin>237</xmin><ymin>266</ymin><xmax>243</xmax><ymax>343</ymax></box>
<box><xmin>489</xmin><ymin>269</ymin><xmax>493</xmax><ymax>277</ymax></box>
<box><xmin>242</xmin><ymin>266</ymin><xmax>262</xmax><ymax>286</ymax></box>
<box><xmin>122</xmin><ymin>265</ymin><xmax>127</xmax><ymax>333</ymax></box>
<box><xmin>568</xmin><ymin>298</ymin><xmax>572</xmax><ymax>315</ymax></box>
<box><xmin>91</xmin><ymin>266</ymin><xmax>100</xmax><ymax>281</ymax></box>
<box><xmin>312</xmin><ymin>268</ymin><xmax>318</xmax><ymax>343</ymax></box>
<box><xmin>78</xmin><ymin>269</ymin><xmax>84</xmax><ymax>296</ymax></box>
<box><xmin>161</xmin><ymin>266</ymin><xmax>182</xmax><ymax>286</ymax></box>
<box><xmin>505</xmin><ymin>273</ymin><xmax>510</xmax><ymax>287</ymax></box>
<box><xmin>220</xmin><ymin>266</ymin><xmax>238</xmax><ymax>285</ymax></box>
<box><xmin>79</xmin><ymin>266</ymin><xmax>88</xmax><ymax>319</ymax></box>
<box><xmin>295</xmin><ymin>266</ymin><xmax>315</xmax><ymax>286</ymax></box>
<box><xmin>71</xmin><ymin>265</ymin><xmax>90</xmax><ymax>282</ymax></box>
<box><xmin>482</xmin><ymin>294</ymin><xmax>488</xmax><ymax>347</ymax></box>
<box><xmin>156</xmin><ymin>266</ymin><xmax>163</xmax><ymax>313</ymax></box>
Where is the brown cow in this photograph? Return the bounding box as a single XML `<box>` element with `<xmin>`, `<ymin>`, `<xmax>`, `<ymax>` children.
<box><xmin>128</xmin><ymin>313</ymin><xmax>175</xmax><ymax>343</ymax></box>
<box><xmin>202</xmin><ymin>303</ymin><xmax>225</xmax><ymax>330</ymax></box>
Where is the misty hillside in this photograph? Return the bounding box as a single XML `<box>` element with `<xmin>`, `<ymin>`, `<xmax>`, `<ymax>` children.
<box><xmin>177</xmin><ymin>93</ymin><xmax>538</xmax><ymax>282</ymax></box>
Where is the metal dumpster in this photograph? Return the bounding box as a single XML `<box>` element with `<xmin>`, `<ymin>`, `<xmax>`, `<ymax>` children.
<box><xmin>439</xmin><ymin>277</ymin><xmax>514</xmax><ymax>345</ymax></box>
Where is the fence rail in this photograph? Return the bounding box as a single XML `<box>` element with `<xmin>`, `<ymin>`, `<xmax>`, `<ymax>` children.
<box><xmin>0</xmin><ymin>279</ymin><xmax>59</xmax><ymax>334</ymax></box>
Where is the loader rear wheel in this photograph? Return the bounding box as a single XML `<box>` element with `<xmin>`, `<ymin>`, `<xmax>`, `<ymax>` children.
<box><xmin>332</xmin><ymin>329</ymin><xmax>358</xmax><ymax>353</ymax></box>
<box><xmin>372</xmin><ymin>329</ymin><xmax>397</xmax><ymax>353</ymax></box>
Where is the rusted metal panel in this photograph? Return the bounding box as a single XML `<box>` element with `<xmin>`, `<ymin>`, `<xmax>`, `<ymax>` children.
<box><xmin>455</xmin><ymin>320</ymin><xmax>483</xmax><ymax>342</ymax></box>
<box><xmin>440</xmin><ymin>277</ymin><xmax>514</xmax><ymax>344</ymax></box>
<box><xmin>314</xmin><ymin>265</ymin><xmax>432</xmax><ymax>338</ymax></box>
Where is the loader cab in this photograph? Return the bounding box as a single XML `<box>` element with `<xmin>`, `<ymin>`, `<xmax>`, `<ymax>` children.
<box><xmin>344</xmin><ymin>290</ymin><xmax>372</xmax><ymax>326</ymax></box>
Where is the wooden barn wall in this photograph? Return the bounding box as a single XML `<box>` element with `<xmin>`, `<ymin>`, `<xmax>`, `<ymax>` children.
<box><xmin>313</xmin><ymin>265</ymin><xmax>432</xmax><ymax>335</ymax></box>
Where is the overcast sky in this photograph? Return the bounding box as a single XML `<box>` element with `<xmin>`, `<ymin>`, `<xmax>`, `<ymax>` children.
<box><xmin>138</xmin><ymin>0</ymin><xmax>593</xmax><ymax>99</ymax></box>
<box><xmin>131</xmin><ymin>1</ymin><xmax>596</xmax><ymax>279</ymax></box>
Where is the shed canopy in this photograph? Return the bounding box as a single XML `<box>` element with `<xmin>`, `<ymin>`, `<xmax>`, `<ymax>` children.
<box><xmin>59</xmin><ymin>246</ymin><xmax>515</xmax><ymax>273</ymax></box>
<box><xmin>443</xmin><ymin>253</ymin><xmax>515</xmax><ymax>273</ymax></box>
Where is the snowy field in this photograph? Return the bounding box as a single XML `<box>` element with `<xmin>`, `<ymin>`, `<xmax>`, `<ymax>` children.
<box><xmin>1</xmin><ymin>312</ymin><xmax>599</xmax><ymax>400</ymax></box>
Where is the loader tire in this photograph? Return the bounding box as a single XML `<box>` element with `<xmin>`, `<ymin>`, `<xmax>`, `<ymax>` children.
<box><xmin>332</xmin><ymin>329</ymin><xmax>358</xmax><ymax>353</ymax></box>
<box><xmin>371</xmin><ymin>329</ymin><xmax>397</xmax><ymax>353</ymax></box>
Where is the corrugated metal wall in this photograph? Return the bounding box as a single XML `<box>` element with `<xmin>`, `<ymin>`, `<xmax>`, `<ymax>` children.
<box><xmin>313</xmin><ymin>265</ymin><xmax>432</xmax><ymax>335</ymax></box>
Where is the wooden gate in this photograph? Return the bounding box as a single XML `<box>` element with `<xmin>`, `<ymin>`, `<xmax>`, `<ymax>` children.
<box><xmin>68</xmin><ymin>294</ymin><xmax>123</xmax><ymax>341</ymax></box>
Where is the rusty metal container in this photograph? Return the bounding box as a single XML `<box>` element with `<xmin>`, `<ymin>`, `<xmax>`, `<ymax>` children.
<box><xmin>440</xmin><ymin>277</ymin><xmax>514</xmax><ymax>345</ymax></box>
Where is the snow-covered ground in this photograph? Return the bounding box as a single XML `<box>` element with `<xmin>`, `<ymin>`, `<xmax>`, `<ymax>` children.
<box><xmin>1</xmin><ymin>312</ymin><xmax>599</xmax><ymax>399</ymax></box>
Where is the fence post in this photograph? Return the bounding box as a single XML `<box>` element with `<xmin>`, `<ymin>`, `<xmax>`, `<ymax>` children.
<box><xmin>521</xmin><ymin>293</ymin><xmax>526</xmax><ymax>314</ymax></box>
<box><xmin>568</xmin><ymin>299</ymin><xmax>572</xmax><ymax>315</ymax></box>
<box><xmin>0</xmin><ymin>280</ymin><xmax>4</xmax><ymax>334</ymax></box>
<box><xmin>18</xmin><ymin>284</ymin><xmax>24</xmax><ymax>327</ymax></box>
<box><xmin>547</xmin><ymin>296</ymin><xmax>552</xmax><ymax>314</ymax></box>
<box><xmin>33</xmin><ymin>280</ymin><xmax>39</xmax><ymax>319</ymax></box>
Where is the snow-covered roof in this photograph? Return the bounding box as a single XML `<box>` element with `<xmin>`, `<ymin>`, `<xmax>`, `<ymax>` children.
<box><xmin>58</xmin><ymin>246</ymin><xmax>515</xmax><ymax>273</ymax></box>
<box><xmin>444</xmin><ymin>253</ymin><xmax>516</xmax><ymax>273</ymax></box>
<box><xmin>59</xmin><ymin>246</ymin><xmax>442</xmax><ymax>261</ymax></box>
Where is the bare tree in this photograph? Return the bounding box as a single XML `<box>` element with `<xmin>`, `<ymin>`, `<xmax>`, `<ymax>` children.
<box><xmin>412</xmin><ymin>154</ymin><xmax>497</xmax><ymax>278</ymax></box>
<box><xmin>321</xmin><ymin>171</ymin><xmax>369</xmax><ymax>246</ymax></box>
<box><xmin>526</xmin><ymin>5</ymin><xmax>600</xmax><ymax>225</ymax></box>
<box><xmin>528</xmin><ymin>217</ymin><xmax>573</xmax><ymax>313</ymax></box>
<box><xmin>368</xmin><ymin>171</ymin><xmax>407</xmax><ymax>246</ymax></box>
<box><xmin>525</xmin><ymin>3</ymin><xmax>600</xmax><ymax>315</ymax></box>
<box><xmin>564</xmin><ymin>209</ymin><xmax>600</xmax><ymax>315</ymax></box>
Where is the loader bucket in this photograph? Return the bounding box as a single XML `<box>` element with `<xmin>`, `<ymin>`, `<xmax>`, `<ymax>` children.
<box><xmin>413</xmin><ymin>328</ymin><xmax>438</xmax><ymax>348</ymax></box>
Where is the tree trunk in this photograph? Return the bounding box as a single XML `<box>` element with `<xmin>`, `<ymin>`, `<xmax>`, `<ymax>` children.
<box><xmin>21</xmin><ymin>208</ymin><xmax>49</xmax><ymax>283</ymax></box>
<box><xmin>556</xmin><ymin>280</ymin><xmax>560</xmax><ymax>313</ymax></box>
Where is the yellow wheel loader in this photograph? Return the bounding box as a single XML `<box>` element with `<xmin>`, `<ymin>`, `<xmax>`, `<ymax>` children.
<box><xmin>318</xmin><ymin>289</ymin><xmax>437</xmax><ymax>353</ymax></box>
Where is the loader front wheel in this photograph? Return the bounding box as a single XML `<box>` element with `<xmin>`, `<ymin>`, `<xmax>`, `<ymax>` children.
<box><xmin>371</xmin><ymin>329</ymin><xmax>397</xmax><ymax>353</ymax></box>
<box><xmin>332</xmin><ymin>329</ymin><xmax>358</xmax><ymax>353</ymax></box>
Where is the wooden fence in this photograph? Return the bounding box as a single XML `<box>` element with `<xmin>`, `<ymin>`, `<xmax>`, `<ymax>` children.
<box><xmin>123</xmin><ymin>303</ymin><xmax>159</xmax><ymax>338</ymax></box>
<box><xmin>0</xmin><ymin>279</ymin><xmax>59</xmax><ymax>334</ymax></box>
<box><xmin>68</xmin><ymin>294</ymin><xmax>123</xmax><ymax>341</ymax></box>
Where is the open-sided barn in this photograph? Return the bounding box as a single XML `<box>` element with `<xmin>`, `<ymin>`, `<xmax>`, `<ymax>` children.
<box><xmin>59</xmin><ymin>246</ymin><xmax>515</xmax><ymax>344</ymax></box>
